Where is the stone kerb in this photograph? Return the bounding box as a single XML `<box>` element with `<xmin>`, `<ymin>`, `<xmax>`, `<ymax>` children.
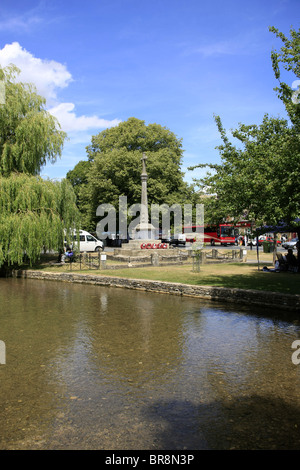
<box><xmin>13</xmin><ymin>269</ymin><xmax>300</xmax><ymax>312</ymax></box>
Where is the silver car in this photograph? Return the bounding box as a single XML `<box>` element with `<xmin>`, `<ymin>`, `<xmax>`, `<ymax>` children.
<box><xmin>282</xmin><ymin>238</ymin><xmax>299</xmax><ymax>250</ymax></box>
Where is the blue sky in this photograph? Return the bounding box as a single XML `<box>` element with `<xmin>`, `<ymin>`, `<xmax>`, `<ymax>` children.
<box><xmin>0</xmin><ymin>0</ymin><xmax>298</xmax><ymax>183</ymax></box>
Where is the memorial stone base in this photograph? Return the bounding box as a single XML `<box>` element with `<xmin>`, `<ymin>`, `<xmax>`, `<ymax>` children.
<box><xmin>112</xmin><ymin>239</ymin><xmax>168</xmax><ymax>257</ymax></box>
<box><xmin>127</xmin><ymin>239</ymin><xmax>162</xmax><ymax>249</ymax></box>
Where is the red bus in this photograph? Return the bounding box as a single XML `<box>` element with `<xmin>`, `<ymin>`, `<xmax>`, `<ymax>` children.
<box><xmin>184</xmin><ymin>223</ymin><xmax>236</xmax><ymax>246</ymax></box>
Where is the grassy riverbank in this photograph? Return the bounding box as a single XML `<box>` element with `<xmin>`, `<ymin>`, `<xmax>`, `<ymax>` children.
<box><xmin>29</xmin><ymin>252</ymin><xmax>300</xmax><ymax>296</ymax></box>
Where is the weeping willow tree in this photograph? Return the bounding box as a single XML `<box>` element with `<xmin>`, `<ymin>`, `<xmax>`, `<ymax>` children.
<box><xmin>0</xmin><ymin>174</ymin><xmax>79</xmax><ymax>266</ymax></box>
<box><xmin>0</xmin><ymin>65</ymin><xmax>79</xmax><ymax>268</ymax></box>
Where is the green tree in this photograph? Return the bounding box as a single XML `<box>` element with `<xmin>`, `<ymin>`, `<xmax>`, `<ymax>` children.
<box><xmin>190</xmin><ymin>114</ymin><xmax>299</xmax><ymax>228</ymax></box>
<box><xmin>0</xmin><ymin>65</ymin><xmax>79</xmax><ymax>268</ymax></box>
<box><xmin>72</xmin><ymin>117</ymin><xmax>194</xmax><ymax>231</ymax></box>
<box><xmin>66</xmin><ymin>160</ymin><xmax>90</xmax><ymax>227</ymax></box>
<box><xmin>0</xmin><ymin>174</ymin><xmax>78</xmax><ymax>267</ymax></box>
<box><xmin>66</xmin><ymin>160</ymin><xmax>90</xmax><ymax>198</ymax></box>
<box><xmin>270</xmin><ymin>26</ymin><xmax>300</xmax><ymax>129</ymax></box>
<box><xmin>190</xmin><ymin>26</ymin><xmax>300</xmax><ymax>235</ymax></box>
<box><xmin>0</xmin><ymin>65</ymin><xmax>66</xmax><ymax>176</ymax></box>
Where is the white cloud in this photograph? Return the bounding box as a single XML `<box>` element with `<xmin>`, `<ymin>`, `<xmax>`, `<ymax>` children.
<box><xmin>183</xmin><ymin>29</ymin><xmax>268</xmax><ymax>59</ymax></box>
<box><xmin>0</xmin><ymin>14</ymin><xmax>42</xmax><ymax>33</ymax></box>
<box><xmin>187</xmin><ymin>123</ymin><xmax>221</xmax><ymax>145</ymax></box>
<box><xmin>0</xmin><ymin>42</ymin><xmax>72</xmax><ymax>102</ymax></box>
<box><xmin>49</xmin><ymin>102</ymin><xmax>121</xmax><ymax>132</ymax></box>
<box><xmin>0</xmin><ymin>42</ymin><xmax>120</xmax><ymax>132</ymax></box>
<box><xmin>194</xmin><ymin>41</ymin><xmax>237</xmax><ymax>57</ymax></box>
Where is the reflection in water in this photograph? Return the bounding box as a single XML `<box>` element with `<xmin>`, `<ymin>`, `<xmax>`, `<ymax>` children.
<box><xmin>0</xmin><ymin>278</ymin><xmax>300</xmax><ymax>449</ymax></box>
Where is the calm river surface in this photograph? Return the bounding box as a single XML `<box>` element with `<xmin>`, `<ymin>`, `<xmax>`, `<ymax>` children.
<box><xmin>0</xmin><ymin>277</ymin><xmax>300</xmax><ymax>450</ymax></box>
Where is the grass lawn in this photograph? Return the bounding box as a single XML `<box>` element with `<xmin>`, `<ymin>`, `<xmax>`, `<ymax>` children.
<box><xmin>30</xmin><ymin>253</ymin><xmax>300</xmax><ymax>296</ymax></box>
<box><xmin>98</xmin><ymin>263</ymin><xmax>300</xmax><ymax>295</ymax></box>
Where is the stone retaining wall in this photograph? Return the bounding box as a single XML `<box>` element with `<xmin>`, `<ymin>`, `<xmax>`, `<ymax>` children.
<box><xmin>12</xmin><ymin>269</ymin><xmax>300</xmax><ymax>312</ymax></box>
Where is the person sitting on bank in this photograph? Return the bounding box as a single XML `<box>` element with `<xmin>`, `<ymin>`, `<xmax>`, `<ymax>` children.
<box><xmin>65</xmin><ymin>246</ymin><xmax>74</xmax><ymax>259</ymax></box>
<box><xmin>285</xmin><ymin>248</ymin><xmax>298</xmax><ymax>270</ymax></box>
<box><xmin>61</xmin><ymin>245</ymin><xmax>74</xmax><ymax>263</ymax></box>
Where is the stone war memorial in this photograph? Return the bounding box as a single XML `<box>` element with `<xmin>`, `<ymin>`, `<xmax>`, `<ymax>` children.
<box><xmin>109</xmin><ymin>153</ymin><xmax>189</xmax><ymax>264</ymax></box>
<box><xmin>95</xmin><ymin>151</ymin><xmax>205</xmax><ymax>267</ymax></box>
<box><xmin>127</xmin><ymin>152</ymin><xmax>157</xmax><ymax>247</ymax></box>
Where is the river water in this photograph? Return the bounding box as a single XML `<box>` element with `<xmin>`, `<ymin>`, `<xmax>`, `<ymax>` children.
<box><xmin>0</xmin><ymin>277</ymin><xmax>300</xmax><ymax>450</ymax></box>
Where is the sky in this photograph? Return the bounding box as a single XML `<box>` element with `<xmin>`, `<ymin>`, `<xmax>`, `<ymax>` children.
<box><xmin>0</xmin><ymin>0</ymin><xmax>298</xmax><ymax>184</ymax></box>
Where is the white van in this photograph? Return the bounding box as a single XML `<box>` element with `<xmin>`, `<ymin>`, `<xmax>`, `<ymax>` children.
<box><xmin>66</xmin><ymin>230</ymin><xmax>103</xmax><ymax>252</ymax></box>
<box><xmin>78</xmin><ymin>230</ymin><xmax>103</xmax><ymax>252</ymax></box>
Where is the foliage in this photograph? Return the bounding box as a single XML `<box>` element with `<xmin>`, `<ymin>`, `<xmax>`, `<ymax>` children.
<box><xmin>66</xmin><ymin>160</ymin><xmax>90</xmax><ymax>197</ymax></box>
<box><xmin>0</xmin><ymin>65</ymin><xmax>66</xmax><ymax>176</ymax></box>
<box><xmin>66</xmin><ymin>160</ymin><xmax>91</xmax><ymax>228</ymax></box>
<box><xmin>0</xmin><ymin>174</ymin><xmax>79</xmax><ymax>266</ymax></box>
<box><xmin>189</xmin><ymin>26</ymin><xmax>300</xmax><ymax>232</ymax></box>
<box><xmin>270</xmin><ymin>26</ymin><xmax>300</xmax><ymax>129</ymax></box>
<box><xmin>193</xmin><ymin>114</ymin><xmax>299</xmax><ymax>227</ymax></box>
<box><xmin>69</xmin><ymin>117</ymin><xmax>195</xmax><ymax>231</ymax></box>
<box><xmin>0</xmin><ymin>65</ymin><xmax>79</xmax><ymax>268</ymax></box>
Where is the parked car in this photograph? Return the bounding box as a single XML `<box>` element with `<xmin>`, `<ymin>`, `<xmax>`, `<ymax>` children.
<box><xmin>98</xmin><ymin>231</ymin><xmax>130</xmax><ymax>247</ymax></box>
<box><xmin>169</xmin><ymin>234</ymin><xmax>186</xmax><ymax>247</ymax></box>
<box><xmin>66</xmin><ymin>230</ymin><xmax>104</xmax><ymax>252</ymax></box>
<box><xmin>282</xmin><ymin>238</ymin><xmax>299</xmax><ymax>250</ymax></box>
<box><xmin>258</xmin><ymin>236</ymin><xmax>281</xmax><ymax>246</ymax></box>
